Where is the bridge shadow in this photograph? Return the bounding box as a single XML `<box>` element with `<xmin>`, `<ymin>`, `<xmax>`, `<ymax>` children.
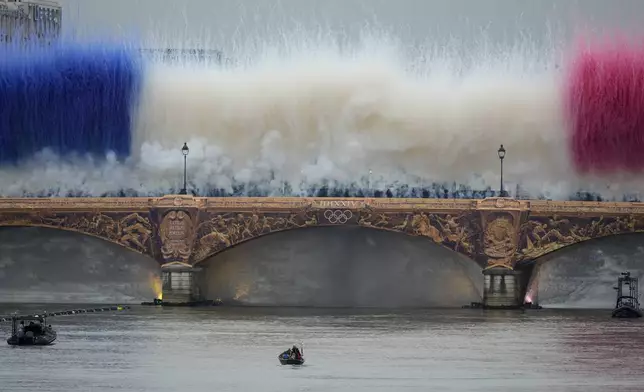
<box><xmin>517</xmin><ymin>233</ymin><xmax>644</xmax><ymax>309</ymax></box>
<box><xmin>197</xmin><ymin>225</ymin><xmax>483</xmax><ymax>308</ymax></box>
<box><xmin>0</xmin><ymin>226</ymin><xmax>160</xmax><ymax>304</ymax></box>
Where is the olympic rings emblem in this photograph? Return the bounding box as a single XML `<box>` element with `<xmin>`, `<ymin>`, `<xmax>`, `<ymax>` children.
<box><xmin>323</xmin><ymin>209</ymin><xmax>353</xmax><ymax>224</ymax></box>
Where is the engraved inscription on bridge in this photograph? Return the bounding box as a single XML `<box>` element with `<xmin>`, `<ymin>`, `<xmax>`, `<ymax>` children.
<box><xmin>314</xmin><ymin>200</ymin><xmax>365</xmax><ymax>209</ymax></box>
<box><xmin>159</xmin><ymin>210</ymin><xmax>194</xmax><ymax>263</ymax></box>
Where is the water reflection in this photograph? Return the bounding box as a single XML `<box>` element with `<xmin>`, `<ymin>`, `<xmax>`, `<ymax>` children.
<box><xmin>0</xmin><ymin>305</ymin><xmax>642</xmax><ymax>391</ymax></box>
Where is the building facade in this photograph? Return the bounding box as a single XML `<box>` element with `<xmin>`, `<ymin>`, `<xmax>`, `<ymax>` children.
<box><xmin>0</xmin><ymin>0</ymin><xmax>61</xmax><ymax>44</ymax></box>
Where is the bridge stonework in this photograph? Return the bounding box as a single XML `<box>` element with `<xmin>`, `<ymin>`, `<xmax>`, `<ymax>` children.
<box><xmin>2</xmin><ymin>195</ymin><xmax>644</xmax><ymax>306</ymax></box>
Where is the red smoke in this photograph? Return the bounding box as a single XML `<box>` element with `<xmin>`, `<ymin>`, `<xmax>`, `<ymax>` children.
<box><xmin>565</xmin><ymin>37</ymin><xmax>644</xmax><ymax>173</ymax></box>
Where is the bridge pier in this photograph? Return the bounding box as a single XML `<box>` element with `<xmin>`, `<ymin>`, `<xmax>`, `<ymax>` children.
<box><xmin>161</xmin><ymin>265</ymin><xmax>203</xmax><ymax>304</ymax></box>
<box><xmin>482</xmin><ymin>268</ymin><xmax>522</xmax><ymax>308</ymax></box>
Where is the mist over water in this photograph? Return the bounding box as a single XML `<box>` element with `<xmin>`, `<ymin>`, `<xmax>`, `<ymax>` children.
<box><xmin>200</xmin><ymin>226</ymin><xmax>483</xmax><ymax>307</ymax></box>
<box><xmin>527</xmin><ymin>234</ymin><xmax>644</xmax><ymax>308</ymax></box>
<box><xmin>0</xmin><ymin>227</ymin><xmax>159</xmax><ymax>304</ymax></box>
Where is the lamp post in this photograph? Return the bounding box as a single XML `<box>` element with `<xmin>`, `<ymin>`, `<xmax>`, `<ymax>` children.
<box><xmin>179</xmin><ymin>142</ymin><xmax>189</xmax><ymax>195</ymax></box>
<box><xmin>497</xmin><ymin>144</ymin><xmax>506</xmax><ymax>197</ymax></box>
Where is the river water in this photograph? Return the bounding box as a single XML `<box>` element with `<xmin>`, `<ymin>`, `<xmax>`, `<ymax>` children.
<box><xmin>0</xmin><ymin>305</ymin><xmax>643</xmax><ymax>392</ymax></box>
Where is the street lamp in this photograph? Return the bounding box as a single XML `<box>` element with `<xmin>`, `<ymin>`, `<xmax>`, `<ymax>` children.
<box><xmin>497</xmin><ymin>144</ymin><xmax>506</xmax><ymax>197</ymax></box>
<box><xmin>179</xmin><ymin>142</ymin><xmax>189</xmax><ymax>195</ymax></box>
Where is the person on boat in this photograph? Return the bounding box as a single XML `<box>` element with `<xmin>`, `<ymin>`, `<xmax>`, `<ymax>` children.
<box><xmin>292</xmin><ymin>345</ymin><xmax>301</xmax><ymax>359</ymax></box>
<box><xmin>17</xmin><ymin>321</ymin><xmax>25</xmax><ymax>338</ymax></box>
<box><xmin>25</xmin><ymin>321</ymin><xmax>39</xmax><ymax>335</ymax></box>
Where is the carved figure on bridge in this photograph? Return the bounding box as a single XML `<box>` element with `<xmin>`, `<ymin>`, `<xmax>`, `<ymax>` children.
<box><xmin>409</xmin><ymin>212</ymin><xmax>478</xmax><ymax>258</ymax></box>
<box><xmin>393</xmin><ymin>215</ymin><xmax>409</xmax><ymax>231</ymax></box>
<box><xmin>517</xmin><ymin>214</ymin><xmax>644</xmax><ymax>261</ymax></box>
<box><xmin>192</xmin><ymin>207</ymin><xmax>318</xmax><ymax>262</ymax></box>
<box><xmin>115</xmin><ymin>213</ymin><xmax>153</xmax><ymax>252</ymax></box>
<box><xmin>358</xmin><ymin>210</ymin><xmax>413</xmax><ymax>232</ymax></box>
<box><xmin>8</xmin><ymin>196</ymin><xmax>644</xmax><ymax>269</ymax></box>
<box><xmin>483</xmin><ymin>215</ymin><xmax>517</xmax><ymax>268</ymax></box>
<box><xmin>411</xmin><ymin>212</ymin><xmax>443</xmax><ymax>242</ymax></box>
<box><xmin>0</xmin><ymin>211</ymin><xmax>152</xmax><ymax>254</ymax></box>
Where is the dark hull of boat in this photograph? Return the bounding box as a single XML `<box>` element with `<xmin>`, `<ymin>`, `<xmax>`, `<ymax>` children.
<box><xmin>7</xmin><ymin>332</ymin><xmax>57</xmax><ymax>346</ymax></box>
<box><xmin>279</xmin><ymin>357</ymin><xmax>305</xmax><ymax>365</ymax></box>
<box><xmin>612</xmin><ymin>306</ymin><xmax>643</xmax><ymax>318</ymax></box>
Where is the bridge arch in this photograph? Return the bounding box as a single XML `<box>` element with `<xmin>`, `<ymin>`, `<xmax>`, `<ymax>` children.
<box><xmin>191</xmin><ymin>209</ymin><xmax>483</xmax><ymax>266</ymax></box>
<box><xmin>195</xmin><ymin>225</ymin><xmax>483</xmax><ymax>307</ymax></box>
<box><xmin>517</xmin><ymin>232</ymin><xmax>644</xmax><ymax>308</ymax></box>
<box><xmin>516</xmin><ymin>214</ymin><xmax>644</xmax><ymax>264</ymax></box>
<box><xmin>0</xmin><ymin>226</ymin><xmax>161</xmax><ymax>303</ymax></box>
<box><xmin>0</xmin><ymin>211</ymin><xmax>154</xmax><ymax>258</ymax></box>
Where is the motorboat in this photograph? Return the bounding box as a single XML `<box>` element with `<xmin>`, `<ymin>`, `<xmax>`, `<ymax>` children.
<box><xmin>279</xmin><ymin>355</ymin><xmax>305</xmax><ymax>365</ymax></box>
<box><xmin>612</xmin><ymin>272</ymin><xmax>643</xmax><ymax>319</ymax></box>
<box><xmin>6</xmin><ymin>315</ymin><xmax>57</xmax><ymax>346</ymax></box>
<box><xmin>612</xmin><ymin>305</ymin><xmax>642</xmax><ymax>318</ymax></box>
<box><xmin>279</xmin><ymin>344</ymin><xmax>305</xmax><ymax>365</ymax></box>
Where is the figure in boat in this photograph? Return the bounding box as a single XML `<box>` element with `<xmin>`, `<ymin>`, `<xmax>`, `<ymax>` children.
<box><xmin>6</xmin><ymin>315</ymin><xmax>57</xmax><ymax>346</ymax></box>
<box><xmin>279</xmin><ymin>344</ymin><xmax>305</xmax><ymax>365</ymax></box>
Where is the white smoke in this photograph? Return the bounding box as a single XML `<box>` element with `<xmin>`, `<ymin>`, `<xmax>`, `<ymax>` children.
<box><xmin>0</xmin><ymin>28</ymin><xmax>637</xmax><ymax>199</ymax></box>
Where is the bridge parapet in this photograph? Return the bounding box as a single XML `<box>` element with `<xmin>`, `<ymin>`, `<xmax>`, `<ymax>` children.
<box><xmin>1</xmin><ymin>195</ymin><xmax>644</xmax><ymax>270</ymax></box>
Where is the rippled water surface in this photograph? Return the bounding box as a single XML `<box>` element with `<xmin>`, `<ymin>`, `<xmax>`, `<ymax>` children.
<box><xmin>1</xmin><ymin>305</ymin><xmax>643</xmax><ymax>392</ymax></box>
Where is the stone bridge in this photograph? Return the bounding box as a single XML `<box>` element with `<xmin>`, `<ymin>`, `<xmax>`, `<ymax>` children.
<box><xmin>1</xmin><ymin>195</ymin><xmax>644</xmax><ymax>307</ymax></box>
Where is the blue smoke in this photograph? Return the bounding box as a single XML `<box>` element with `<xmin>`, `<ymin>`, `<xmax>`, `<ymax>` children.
<box><xmin>0</xmin><ymin>42</ymin><xmax>142</xmax><ymax>163</ymax></box>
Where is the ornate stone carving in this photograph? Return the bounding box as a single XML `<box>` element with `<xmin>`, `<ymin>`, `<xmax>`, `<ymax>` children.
<box><xmin>517</xmin><ymin>214</ymin><xmax>644</xmax><ymax>261</ymax></box>
<box><xmin>159</xmin><ymin>210</ymin><xmax>195</xmax><ymax>263</ymax></box>
<box><xmin>5</xmin><ymin>196</ymin><xmax>644</xmax><ymax>268</ymax></box>
<box><xmin>356</xmin><ymin>208</ymin><xmax>481</xmax><ymax>261</ymax></box>
<box><xmin>0</xmin><ymin>211</ymin><xmax>152</xmax><ymax>254</ymax></box>
<box><xmin>483</xmin><ymin>214</ymin><xmax>518</xmax><ymax>268</ymax></box>
<box><xmin>192</xmin><ymin>207</ymin><xmax>318</xmax><ymax>262</ymax></box>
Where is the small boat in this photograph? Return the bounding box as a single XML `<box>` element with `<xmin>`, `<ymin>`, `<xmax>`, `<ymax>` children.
<box><xmin>278</xmin><ymin>343</ymin><xmax>305</xmax><ymax>365</ymax></box>
<box><xmin>279</xmin><ymin>355</ymin><xmax>305</xmax><ymax>365</ymax></box>
<box><xmin>612</xmin><ymin>272</ymin><xmax>643</xmax><ymax>319</ymax></box>
<box><xmin>6</xmin><ymin>314</ymin><xmax>57</xmax><ymax>346</ymax></box>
